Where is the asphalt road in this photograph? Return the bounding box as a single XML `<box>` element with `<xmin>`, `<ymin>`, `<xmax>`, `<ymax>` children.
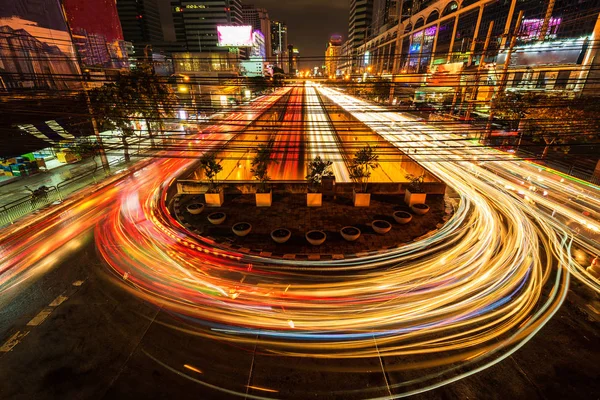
<box><xmin>1</xmin><ymin>234</ymin><xmax>598</xmax><ymax>400</ymax></box>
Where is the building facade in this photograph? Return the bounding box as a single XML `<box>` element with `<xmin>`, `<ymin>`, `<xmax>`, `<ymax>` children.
<box><xmin>116</xmin><ymin>0</ymin><xmax>163</xmax><ymax>56</ymax></box>
<box><xmin>171</xmin><ymin>0</ymin><xmax>243</xmax><ymax>53</ymax></box>
<box><xmin>270</xmin><ymin>20</ymin><xmax>288</xmax><ymax>68</ymax></box>
<box><xmin>354</xmin><ymin>0</ymin><xmax>600</xmax><ymax>103</ymax></box>
<box><xmin>325</xmin><ymin>35</ymin><xmax>343</xmax><ymax>78</ymax></box>
<box><xmin>348</xmin><ymin>0</ymin><xmax>374</xmax><ymax>71</ymax></box>
<box><xmin>242</xmin><ymin>4</ymin><xmax>271</xmax><ymax>63</ymax></box>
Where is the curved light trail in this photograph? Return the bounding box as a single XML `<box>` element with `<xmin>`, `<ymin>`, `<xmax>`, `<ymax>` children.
<box><xmin>1</xmin><ymin>86</ymin><xmax>598</xmax><ymax>398</ymax></box>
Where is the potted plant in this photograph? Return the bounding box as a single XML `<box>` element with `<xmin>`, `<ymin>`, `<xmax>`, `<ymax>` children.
<box><xmin>349</xmin><ymin>145</ymin><xmax>379</xmax><ymax>207</ymax></box>
<box><xmin>271</xmin><ymin>228</ymin><xmax>291</xmax><ymax>244</ymax></box>
<box><xmin>186</xmin><ymin>202</ymin><xmax>205</xmax><ymax>215</ymax></box>
<box><xmin>340</xmin><ymin>226</ymin><xmax>361</xmax><ymax>241</ymax></box>
<box><xmin>251</xmin><ymin>140</ymin><xmax>278</xmax><ymax>207</ymax></box>
<box><xmin>372</xmin><ymin>220</ymin><xmax>392</xmax><ymax>234</ymax></box>
<box><xmin>411</xmin><ymin>203</ymin><xmax>430</xmax><ymax>215</ymax></box>
<box><xmin>207</xmin><ymin>212</ymin><xmax>226</xmax><ymax>225</ymax></box>
<box><xmin>232</xmin><ymin>222</ymin><xmax>252</xmax><ymax>237</ymax></box>
<box><xmin>306</xmin><ymin>156</ymin><xmax>334</xmax><ymax>207</ymax></box>
<box><xmin>404</xmin><ymin>173</ymin><xmax>427</xmax><ymax>206</ymax></box>
<box><xmin>393</xmin><ymin>211</ymin><xmax>412</xmax><ymax>224</ymax></box>
<box><xmin>306</xmin><ymin>230</ymin><xmax>326</xmax><ymax>245</ymax></box>
<box><xmin>199</xmin><ymin>152</ymin><xmax>224</xmax><ymax>207</ymax></box>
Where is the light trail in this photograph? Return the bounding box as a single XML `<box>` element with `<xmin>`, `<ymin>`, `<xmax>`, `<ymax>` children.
<box><xmin>269</xmin><ymin>86</ymin><xmax>305</xmax><ymax>180</ymax></box>
<box><xmin>305</xmin><ymin>83</ymin><xmax>350</xmax><ymax>182</ymax></box>
<box><xmin>1</xmin><ymin>86</ymin><xmax>597</xmax><ymax>398</ymax></box>
<box><xmin>317</xmin><ymin>86</ymin><xmax>599</xmax><ymax>293</ymax></box>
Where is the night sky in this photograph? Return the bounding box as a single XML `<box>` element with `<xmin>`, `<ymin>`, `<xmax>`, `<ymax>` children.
<box><xmin>250</xmin><ymin>0</ymin><xmax>349</xmax><ymax>69</ymax></box>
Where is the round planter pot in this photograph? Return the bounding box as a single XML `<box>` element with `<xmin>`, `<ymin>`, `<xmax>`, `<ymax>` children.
<box><xmin>306</xmin><ymin>230</ymin><xmax>326</xmax><ymax>246</ymax></box>
<box><xmin>372</xmin><ymin>220</ymin><xmax>392</xmax><ymax>234</ymax></box>
<box><xmin>186</xmin><ymin>203</ymin><xmax>205</xmax><ymax>215</ymax></box>
<box><xmin>393</xmin><ymin>211</ymin><xmax>413</xmax><ymax>224</ymax></box>
<box><xmin>207</xmin><ymin>212</ymin><xmax>226</xmax><ymax>225</ymax></box>
<box><xmin>271</xmin><ymin>228</ymin><xmax>291</xmax><ymax>244</ymax></box>
<box><xmin>232</xmin><ymin>222</ymin><xmax>252</xmax><ymax>237</ymax></box>
<box><xmin>340</xmin><ymin>226</ymin><xmax>361</xmax><ymax>242</ymax></box>
<box><xmin>411</xmin><ymin>203</ymin><xmax>430</xmax><ymax>215</ymax></box>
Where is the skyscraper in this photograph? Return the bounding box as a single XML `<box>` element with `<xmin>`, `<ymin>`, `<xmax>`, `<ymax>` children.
<box><xmin>242</xmin><ymin>4</ymin><xmax>271</xmax><ymax>60</ymax></box>
<box><xmin>372</xmin><ymin>0</ymin><xmax>398</xmax><ymax>33</ymax></box>
<box><xmin>325</xmin><ymin>35</ymin><xmax>343</xmax><ymax>78</ymax></box>
<box><xmin>270</xmin><ymin>20</ymin><xmax>287</xmax><ymax>67</ymax></box>
<box><xmin>116</xmin><ymin>0</ymin><xmax>163</xmax><ymax>55</ymax></box>
<box><xmin>171</xmin><ymin>0</ymin><xmax>243</xmax><ymax>53</ymax></box>
<box><xmin>348</xmin><ymin>0</ymin><xmax>373</xmax><ymax>70</ymax></box>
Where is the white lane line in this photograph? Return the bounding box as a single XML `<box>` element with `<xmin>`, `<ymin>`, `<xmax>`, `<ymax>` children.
<box><xmin>49</xmin><ymin>295</ymin><xmax>68</xmax><ymax>307</ymax></box>
<box><xmin>26</xmin><ymin>309</ymin><xmax>53</xmax><ymax>326</ymax></box>
<box><xmin>0</xmin><ymin>331</ymin><xmax>29</xmax><ymax>352</ymax></box>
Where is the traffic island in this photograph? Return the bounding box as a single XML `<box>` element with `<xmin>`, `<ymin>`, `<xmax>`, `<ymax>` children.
<box><xmin>174</xmin><ymin>193</ymin><xmax>452</xmax><ymax>259</ymax></box>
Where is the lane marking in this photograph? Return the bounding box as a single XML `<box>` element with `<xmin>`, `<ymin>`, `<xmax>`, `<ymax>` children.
<box><xmin>0</xmin><ymin>331</ymin><xmax>29</xmax><ymax>352</ymax></box>
<box><xmin>26</xmin><ymin>309</ymin><xmax>52</xmax><ymax>326</ymax></box>
<box><xmin>183</xmin><ymin>364</ymin><xmax>203</xmax><ymax>374</ymax></box>
<box><xmin>49</xmin><ymin>295</ymin><xmax>68</xmax><ymax>307</ymax></box>
<box><xmin>72</xmin><ymin>280</ymin><xmax>84</xmax><ymax>287</ymax></box>
<box><xmin>247</xmin><ymin>385</ymin><xmax>278</xmax><ymax>393</ymax></box>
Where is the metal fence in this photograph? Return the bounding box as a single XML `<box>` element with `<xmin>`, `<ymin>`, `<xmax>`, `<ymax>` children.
<box><xmin>0</xmin><ymin>150</ymin><xmax>144</xmax><ymax>228</ymax></box>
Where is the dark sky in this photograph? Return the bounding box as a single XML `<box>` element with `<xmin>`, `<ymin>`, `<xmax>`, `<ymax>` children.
<box><xmin>250</xmin><ymin>0</ymin><xmax>349</xmax><ymax>69</ymax></box>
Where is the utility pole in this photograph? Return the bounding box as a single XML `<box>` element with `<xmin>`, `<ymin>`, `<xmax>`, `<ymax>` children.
<box><xmin>484</xmin><ymin>10</ymin><xmax>523</xmax><ymax>142</ymax></box>
<box><xmin>465</xmin><ymin>21</ymin><xmax>494</xmax><ymax>121</ymax></box>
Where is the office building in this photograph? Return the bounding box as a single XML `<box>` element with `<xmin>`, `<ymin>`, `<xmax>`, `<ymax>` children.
<box><xmin>171</xmin><ymin>0</ymin><xmax>243</xmax><ymax>53</ymax></box>
<box><xmin>242</xmin><ymin>4</ymin><xmax>271</xmax><ymax>60</ymax></box>
<box><xmin>116</xmin><ymin>0</ymin><xmax>163</xmax><ymax>56</ymax></box>
<box><xmin>348</xmin><ymin>0</ymin><xmax>374</xmax><ymax>71</ymax></box>
<box><xmin>270</xmin><ymin>20</ymin><xmax>288</xmax><ymax>67</ymax></box>
<box><xmin>325</xmin><ymin>35</ymin><xmax>343</xmax><ymax>78</ymax></box>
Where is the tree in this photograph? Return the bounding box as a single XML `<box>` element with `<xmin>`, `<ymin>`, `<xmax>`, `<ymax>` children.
<box><xmin>251</xmin><ymin>140</ymin><xmax>278</xmax><ymax>193</ymax></box>
<box><xmin>199</xmin><ymin>152</ymin><xmax>223</xmax><ymax>193</ymax></box>
<box><xmin>492</xmin><ymin>91</ymin><xmax>537</xmax><ymax>131</ymax></box>
<box><xmin>89</xmin><ymin>83</ymin><xmax>135</xmax><ymax>162</ymax></box>
<box><xmin>405</xmin><ymin>173</ymin><xmax>426</xmax><ymax>193</ymax></box>
<box><xmin>521</xmin><ymin>95</ymin><xmax>600</xmax><ymax>158</ymax></box>
<box><xmin>73</xmin><ymin>140</ymin><xmax>102</xmax><ymax>172</ymax></box>
<box><xmin>349</xmin><ymin>144</ymin><xmax>379</xmax><ymax>193</ymax></box>
<box><xmin>306</xmin><ymin>156</ymin><xmax>334</xmax><ymax>193</ymax></box>
<box><xmin>272</xmin><ymin>66</ymin><xmax>285</xmax><ymax>87</ymax></box>
<box><xmin>248</xmin><ymin>76</ymin><xmax>271</xmax><ymax>95</ymax></box>
<box><xmin>89</xmin><ymin>62</ymin><xmax>177</xmax><ymax>162</ymax></box>
<box><xmin>118</xmin><ymin>63</ymin><xmax>177</xmax><ymax>148</ymax></box>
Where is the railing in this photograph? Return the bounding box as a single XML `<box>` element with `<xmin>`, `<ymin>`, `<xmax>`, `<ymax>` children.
<box><xmin>0</xmin><ymin>148</ymin><xmax>145</xmax><ymax>227</ymax></box>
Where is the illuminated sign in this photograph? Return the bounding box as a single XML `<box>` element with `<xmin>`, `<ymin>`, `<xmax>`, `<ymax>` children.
<box><xmin>186</xmin><ymin>4</ymin><xmax>206</xmax><ymax>9</ymax></box>
<box><xmin>364</xmin><ymin>50</ymin><xmax>370</xmax><ymax>65</ymax></box>
<box><xmin>217</xmin><ymin>25</ymin><xmax>253</xmax><ymax>47</ymax></box>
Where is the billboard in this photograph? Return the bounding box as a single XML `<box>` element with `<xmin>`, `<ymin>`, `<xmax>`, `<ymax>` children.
<box><xmin>217</xmin><ymin>25</ymin><xmax>253</xmax><ymax>47</ymax></box>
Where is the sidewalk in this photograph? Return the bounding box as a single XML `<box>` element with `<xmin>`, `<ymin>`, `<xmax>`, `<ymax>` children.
<box><xmin>0</xmin><ymin>134</ymin><xmax>153</xmax><ymax>207</ymax></box>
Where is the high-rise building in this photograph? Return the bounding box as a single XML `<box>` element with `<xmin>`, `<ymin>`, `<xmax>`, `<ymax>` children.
<box><xmin>372</xmin><ymin>0</ymin><xmax>399</xmax><ymax>33</ymax></box>
<box><xmin>242</xmin><ymin>4</ymin><xmax>271</xmax><ymax>60</ymax></box>
<box><xmin>171</xmin><ymin>0</ymin><xmax>243</xmax><ymax>53</ymax></box>
<box><xmin>325</xmin><ymin>35</ymin><xmax>343</xmax><ymax>78</ymax></box>
<box><xmin>116</xmin><ymin>0</ymin><xmax>163</xmax><ymax>56</ymax></box>
<box><xmin>348</xmin><ymin>0</ymin><xmax>374</xmax><ymax>70</ymax></box>
<box><xmin>63</xmin><ymin>0</ymin><xmax>128</xmax><ymax>68</ymax></box>
<box><xmin>270</xmin><ymin>20</ymin><xmax>287</xmax><ymax>67</ymax></box>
